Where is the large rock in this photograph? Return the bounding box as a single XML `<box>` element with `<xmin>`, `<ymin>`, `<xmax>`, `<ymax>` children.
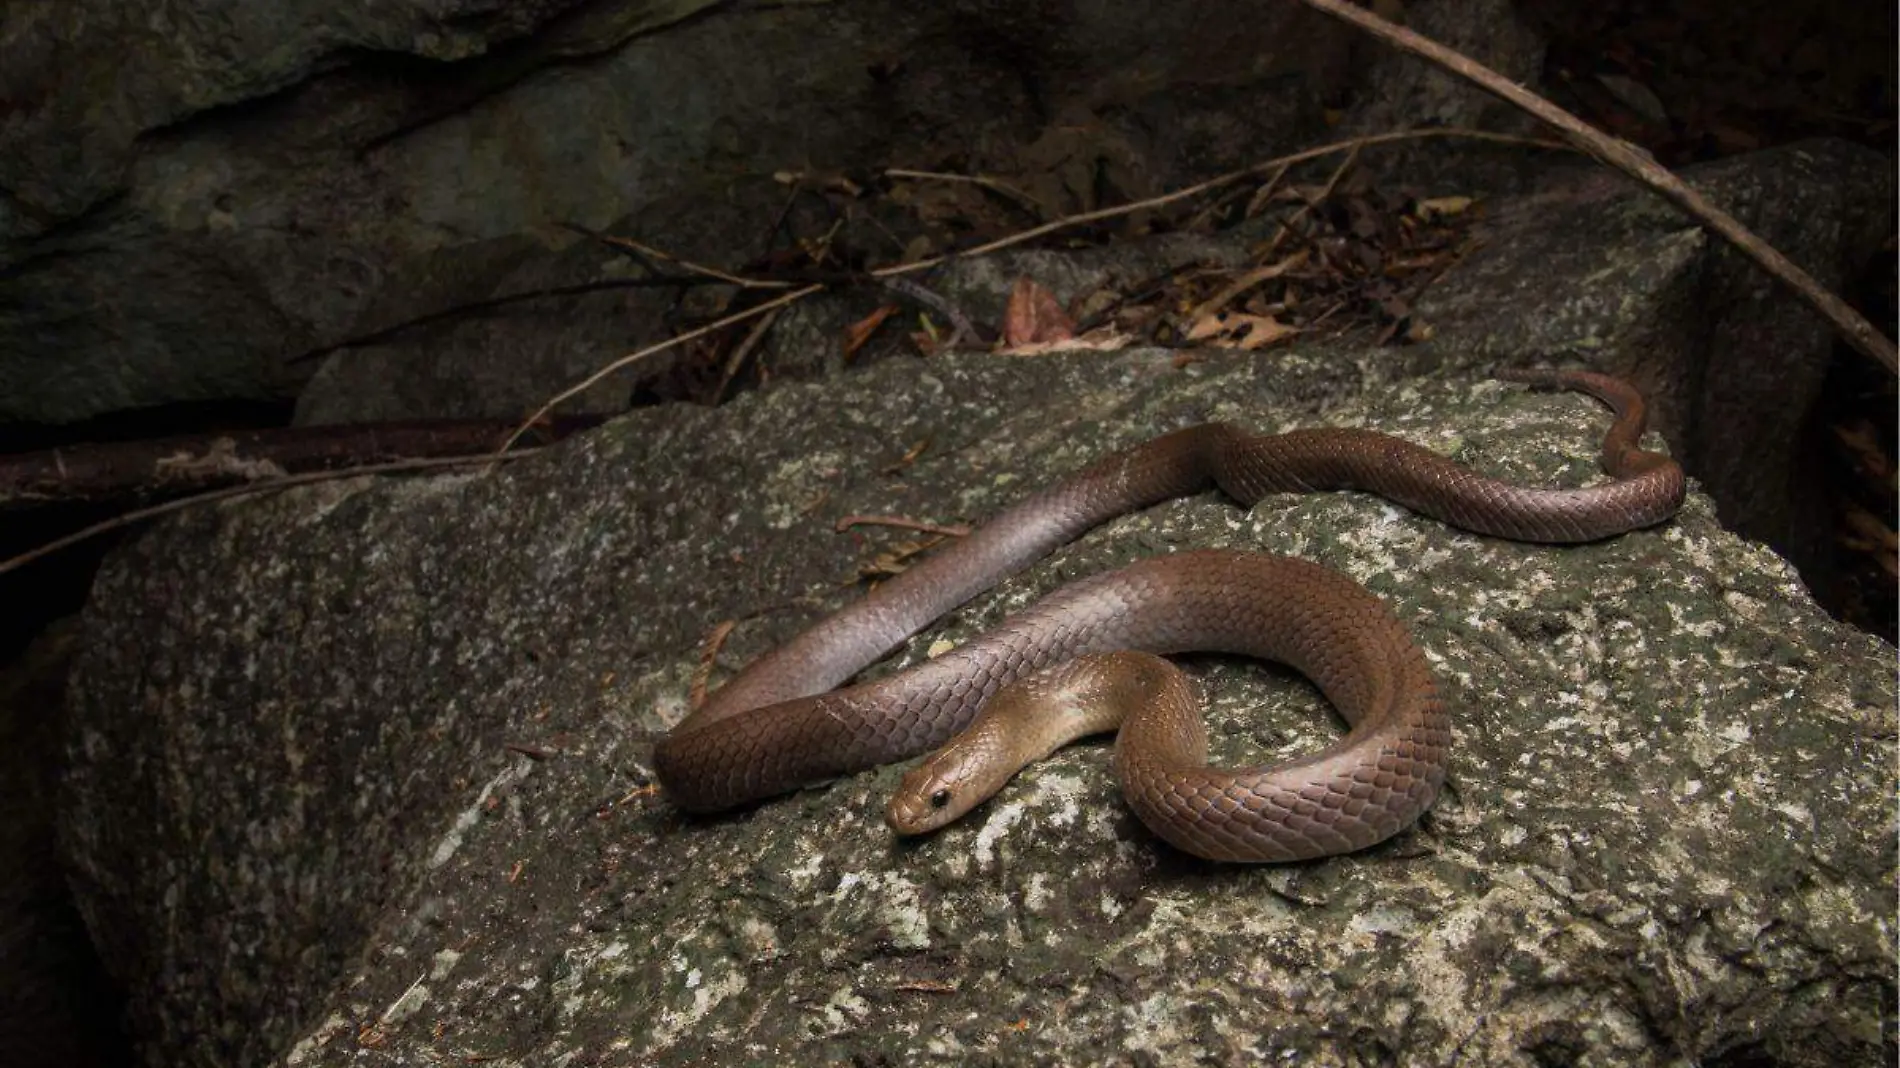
<box><xmin>63</xmin><ymin>341</ymin><xmax>1894</xmax><ymax>1066</ymax></box>
<box><xmin>763</xmin><ymin>137</ymin><xmax>1894</xmax><ymax>605</ymax></box>
<box><xmin>0</xmin><ymin>0</ymin><xmax>1353</xmax><ymax>425</ymax></box>
<box><xmin>1407</xmin><ymin>139</ymin><xmax>1893</xmax><ymax>590</ymax></box>
<box><xmin>5</xmin><ymin>0</ymin><xmax>1886</xmax><ymax>627</ymax></box>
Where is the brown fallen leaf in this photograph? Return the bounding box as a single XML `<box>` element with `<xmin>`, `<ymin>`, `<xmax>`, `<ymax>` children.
<box><xmin>843</xmin><ymin>304</ymin><xmax>900</xmax><ymax>360</ymax></box>
<box><xmin>1183</xmin><ymin>309</ymin><xmax>1299</xmax><ymax>350</ymax></box>
<box><xmin>1183</xmin><ymin>251</ymin><xmax>1308</xmax><ymax>324</ymax></box>
<box><xmin>1002</xmin><ymin>276</ymin><xmax>1076</xmax><ymax>348</ymax></box>
<box><xmin>856</xmin><ymin>536</ymin><xmax>954</xmax><ymax>583</ymax></box>
<box><xmin>1002</xmin><ymin>333</ymin><xmax>1137</xmax><ymax>357</ymax></box>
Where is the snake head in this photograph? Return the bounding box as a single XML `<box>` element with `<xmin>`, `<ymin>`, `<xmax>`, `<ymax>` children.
<box><xmin>885</xmin><ymin>733</ymin><xmax>1014</xmax><ymax>836</ymax></box>
<box><xmin>885</xmin><ymin>656</ymin><xmax>1138</xmax><ymax>838</ymax></box>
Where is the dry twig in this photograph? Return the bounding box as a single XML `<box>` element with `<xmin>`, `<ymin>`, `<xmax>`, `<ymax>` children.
<box><xmin>0</xmin><ymin>450</ymin><xmax>543</xmax><ymax>576</ymax></box>
<box><xmin>1294</xmin><ymin>0</ymin><xmax>1896</xmax><ymax>373</ymax></box>
<box><xmin>1256</xmin><ymin>144</ymin><xmax>1361</xmax><ymax>262</ymax></box>
<box><xmin>689</xmin><ymin>620</ymin><xmax>738</xmax><ymax>711</ymax></box>
<box><xmin>496</xmin><ymin>283</ymin><xmax>826</xmax><ymax>452</ymax></box>
<box><xmin>710</xmin><ymin>308</ymin><xmax>783</xmax><ymax>405</ymax></box>
<box><xmin>895</xmin><ymin>129</ymin><xmax>1564</xmax><ymax>275</ymax></box>
<box><xmin>834</xmin><ymin>514</ymin><xmax>973</xmax><ymax>538</ymax></box>
<box><xmin>884</xmin><ymin>167</ymin><xmax>1052</xmax><ymax>220</ymax></box>
<box><xmin>497</xmin><ymin>128</ymin><xmax>1566</xmax><ymax>454</ymax></box>
<box><xmin>569</xmin><ymin>227</ymin><xmax>797</xmax><ymax>291</ymax></box>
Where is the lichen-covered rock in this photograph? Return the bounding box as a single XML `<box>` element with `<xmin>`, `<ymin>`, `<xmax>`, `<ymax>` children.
<box><xmin>63</xmin><ymin>345</ymin><xmax>1894</xmax><ymax>1067</ymax></box>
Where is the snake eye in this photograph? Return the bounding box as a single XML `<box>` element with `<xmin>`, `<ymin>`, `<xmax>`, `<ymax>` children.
<box><xmin>929</xmin><ymin>788</ymin><xmax>952</xmax><ymax>809</ymax></box>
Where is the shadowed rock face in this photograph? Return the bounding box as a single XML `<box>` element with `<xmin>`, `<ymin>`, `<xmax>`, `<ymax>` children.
<box><xmin>60</xmin><ymin>337</ymin><xmax>1894</xmax><ymax>1066</ymax></box>
<box><xmin>0</xmin><ymin>0</ymin><xmax>1354</xmax><ymax>428</ymax></box>
<box><xmin>0</xmin><ymin>623</ymin><xmax>132</xmax><ymax>1068</ymax></box>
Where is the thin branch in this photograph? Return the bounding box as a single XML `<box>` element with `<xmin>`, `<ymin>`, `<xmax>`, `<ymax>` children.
<box><xmin>497</xmin><ymin>128</ymin><xmax>1565</xmax><ymax>455</ymax></box>
<box><xmin>710</xmin><ymin>307</ymin><xmax>783</xmax><ymax>405</ymax></box>
<box><xmin>883</xmin><ymin>167</ymin><xmax>1052</xmax><ymax>220</ymax></box>
<box><xmin>877</xmin><ymin>276</ymin><xmax>982</xmax><ymax>351</ymax></box>
<box><xmin>689</xmin><ymin>620</ymin><xmax>737</xmax><ymax>711</ymax></box>
<box><xmin>286</xmin><ymin>278</ymin><xmax>706</xmax><ymax>366</ymax></box>
<box><xmin>834</xmin><ymin>514</ymin><xmax>973</xmax><ymax>538</ymax></box>
<box><xmin>0</xmin><ymin>416</ymin><xmax>599</xmax><ymax>509</ymax></box>
<box><xmin>877</xmin><ymin>128</ymin><xmax>1568</xmax><ymax>279</ymax></box>
<box><xmin>0</xmin><ymin>450</ymin><xmax>542</xmax><ymax>577</ymax></box>
<box><xmin>564</xmin><ymin>225</ymin><xmax>797</xmax><ymax>290</ymax></box>
<box><xmin>1256</xmin><ymin>143</ymin><xmax>1360</xmax><ymax>262</ymax></box>
<box><xmin>1293</xmin><ymin>0</ymin><xmax>1897</xmax><ymax>374</ymax></box>
<box><xmin>495</xmin><ymin>283</ymin><xmax>825</xmax><ymax>454</ymax></box>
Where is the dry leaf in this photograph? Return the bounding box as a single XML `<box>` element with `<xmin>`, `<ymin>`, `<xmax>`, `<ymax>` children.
<box><xmin>842</xmin><ymin>304</ymin><xmax>899</xmax><ymax>359</ymax></box>
<box><xmin>1184</xmin><ymin>251</ymin><xmax>1308</xmax><ymax>323</ymax></box>
<box><xmin>1002</xmin><ymin>276</ymin><xmax>1077</xmax><ymax>348</ymax></box>
<box><xmin>1003</xmin><ymin>327</ymin><xmax>1136</xmax><ymax>357</ymax></box>
<box><xmin>857</xmin><ymin>537</ymin><xmax>947</xmax><ymax>582</ymax></box>
<box><xmin>1183</xmin><ymin>310</ymin><xmax>1299</xmax><ymax>350</ymax></box>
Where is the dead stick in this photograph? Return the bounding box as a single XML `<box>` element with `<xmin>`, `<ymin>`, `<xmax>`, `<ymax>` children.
<box><xmin>0</xmin><ymin>416</ymin><xmax>598</xmax><ymax>508</ymax></box>
<box><xmin>710</xmin><ymin>308</ymin><xmax>784</xmax><ymax>406</ymax></box>
<box><xmin>0</xmin><ymin>450</ymin><xmax>543</xmax><ymax>576</ymax></box>
<box><xmin>1293</xmin><ymin>0</ymin><xmax>1897</xmax><ymax>374</ymax></box>
<box><xmin>889</xmin><ymin>129</ymin><xmax>1565</xmax><ymax>278</ymax></box>
<box><xmin>496</xmin><ymin>285</ymin><xmax>826</xmax><ymax>454</ymax></box>
<box><xmin>834</xmin><ymin>514</ymin><xmax>973</xmax><ymax>537</ymax></box>
<box><xmin>496</xmin><ymin>129</ymin><xmax>1562</xmax><ymax>456</ymax></box>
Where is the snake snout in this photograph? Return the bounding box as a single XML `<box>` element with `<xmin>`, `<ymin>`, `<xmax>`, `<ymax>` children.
<box><xmin>886</xmin><ymin>746</ymin><xmax>999</xmax><ymax>835</ymax></box>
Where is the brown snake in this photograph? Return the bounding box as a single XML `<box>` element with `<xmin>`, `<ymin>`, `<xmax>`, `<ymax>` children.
<box><xmin>651</xmin><ymin>370</ymin><xmax>1685</xmax><ymax>862</ymax></box>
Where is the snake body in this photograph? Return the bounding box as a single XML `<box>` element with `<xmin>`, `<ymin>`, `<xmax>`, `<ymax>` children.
<box><xmin>651</xmin><ymin>370</ymin><xmax>1684</xmax><ymax>861</ymax></box>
